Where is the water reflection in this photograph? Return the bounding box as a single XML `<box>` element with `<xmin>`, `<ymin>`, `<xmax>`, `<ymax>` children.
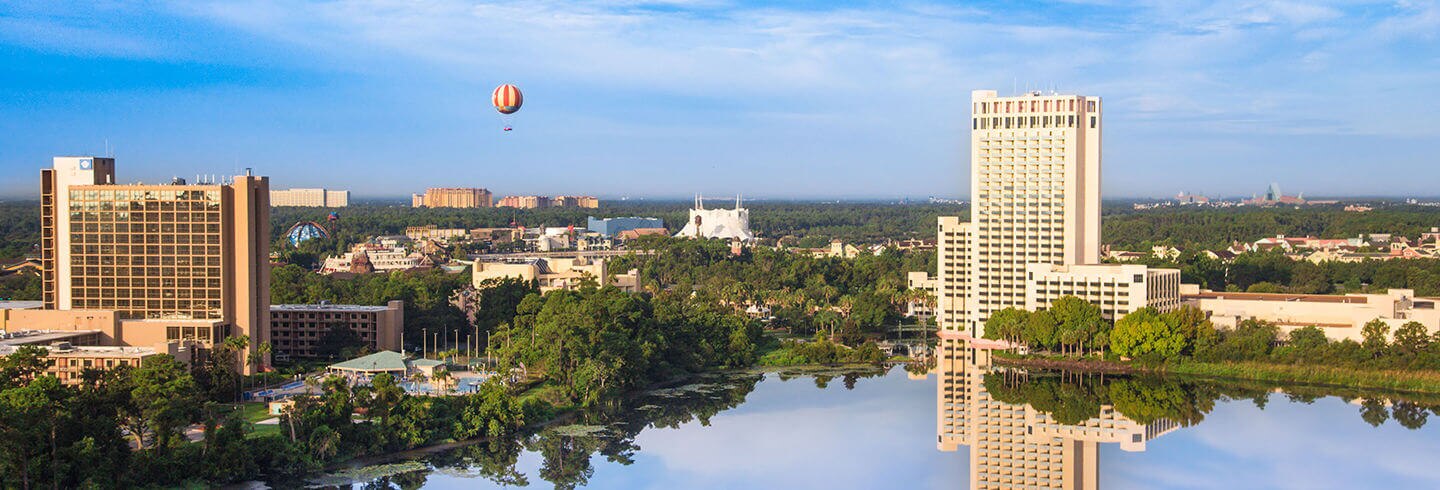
<box><xmin>937</xmin><ymin>338</ymin><xmax>1180</xmax><ymax>489</ymax></box>
<box><xmin>311</xmin><ymin>343</ymin><xmax>1440</xmax><ymax>489</ymax></box>
<box><xmin>934</xmin><ymin>336</ymin><xmax>1440</xmax><ymax>489</ymax></box>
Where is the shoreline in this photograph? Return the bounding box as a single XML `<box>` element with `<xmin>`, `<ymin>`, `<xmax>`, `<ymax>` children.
<box><xmin>296</xmin><ymin>363</ymin><xmax>892</xmax><ymax>485</ymax></box>
<box><xmin>993</xmin><ymin>355</ymin><xmax>1440</xmax><ymax>396</ymax></box>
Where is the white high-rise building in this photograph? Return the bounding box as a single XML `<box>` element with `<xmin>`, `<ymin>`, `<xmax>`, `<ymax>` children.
<box><xmin>270</xmin><ymin>188</ymin><xmax>349</xmax><ymax>207</ymax></box>
<box><xmin>938</xmin><ymin>90</ymin><xmax>1179</xmax><ymax>337</ymax></box>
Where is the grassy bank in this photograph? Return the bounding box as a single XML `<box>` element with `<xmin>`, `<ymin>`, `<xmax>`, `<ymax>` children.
<box><xmin>994</xmin><ymin>354</ymin><xmax>1440</xmax><ymax>394</ymax></box>
<box><xmin>1166</xmin><ymin>361</ymin><xmax>1440</xmax><ymax>394</ymax></box>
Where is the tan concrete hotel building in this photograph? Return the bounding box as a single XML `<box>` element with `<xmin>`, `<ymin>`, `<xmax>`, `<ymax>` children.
<box><xmin>412</xmin><ymin>187</ymin><xmax>494</xmax><ymax>208</ymax></box>
<box><xmin>0</xmin><ymin>157</ymin><xmax>272</xmax><ymax>374</ymax></box>
<box><xmin>938</xmin><ymin>90</ymin><xmax>1181</xmax><ymax>337</ymax></box>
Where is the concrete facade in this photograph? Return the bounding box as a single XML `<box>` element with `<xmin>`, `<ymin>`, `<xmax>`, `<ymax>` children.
<box><xmin>1025</xmin><ymin>264</ymin><xmax>1182</xmax><ymax>321</ymax></box>
<box><xmin>1184</xmin><ymin>289</ymin><xmax>1440</xmax><ymax>342</ymax></box>
<box><xmin>936</xmin><ymin>217</ymin><xmax>972</xmax><ymax>331</ymax></box>
<box><xmin>935</xmin><ymin>91</ymin><xmax>1180</xmax><ymax>337</ymax></box>
<box><xmin>30</xmin><ymin>157</ymin><xmax>270</xmax><ymax>374</ymax></box>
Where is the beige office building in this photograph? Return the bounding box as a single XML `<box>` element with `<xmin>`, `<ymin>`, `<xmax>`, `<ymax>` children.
<box><xmin>937</xmin><ymin>90</ymin><xmax>1179</xmax><ymax>337</ymax></box>
<box><xmin>1184</xmin><ymin>288</ymin><xmax>1440</xmax><ymax>342</ymax></box>
<box><xmin>16</xmin><ymin>156</ymin><xmax>272</xmax><ymax>374</ymax></box>
<box><xmin>269</xmin><ymin>300</ymin><xmax>404</xmax><ymax>359</ymax></box>
<box><xmin>270</xmin><ymin>188</ymin><xmax>349</xmax><ymax>207</ymax></box>
<box><xmin>936</xmin><ymin>338</ymin><xmax>1177</xmax><ymax>489</ymax></box>
<box><xmin>412</xmin><ymin>188</ymin><xmax>493</xmax><ymax>208</ymax></box>
<box><xmin>1025</xmin><ymin>264</ymin><xmax>1182</xmax><ymax>321</ymax></box>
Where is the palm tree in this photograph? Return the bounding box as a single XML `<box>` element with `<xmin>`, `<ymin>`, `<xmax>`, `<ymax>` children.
<box><xmin>433</xmin><ymin>369</ymin><xmax>453</xmax><ymax>393</ymax></box>
<box><xmin>223</xmin><ymin>335</ymin><xmax>250</xmax><ymax>396</ymax></box>
<box><xmin>256</xmin><ymin>341</ymin><xmax>273</xmax><ymax>372</ymax></box>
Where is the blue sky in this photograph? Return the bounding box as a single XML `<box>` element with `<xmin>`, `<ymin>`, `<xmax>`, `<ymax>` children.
<box><xmin>1</xmin><ymin>1</ymin><xmax>1437</xmax><ymax>199</ymax></box>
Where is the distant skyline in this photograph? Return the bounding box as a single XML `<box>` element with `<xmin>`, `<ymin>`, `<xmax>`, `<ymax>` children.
<box><xmin>1</xmin><ymin>1</ymin><xmax>1437</xmax><ymax>199</ymax></box>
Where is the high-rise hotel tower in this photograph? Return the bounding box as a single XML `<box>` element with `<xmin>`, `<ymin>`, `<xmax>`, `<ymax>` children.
<box><xmin>14</xmin><ymin>157</ymin><xmax>272</xmax><ymax>373</ymax></box>
<box><xmin>939</xmin><ymin>91</ymin><xmax>1179</xmax><ymax>337</ymax></box>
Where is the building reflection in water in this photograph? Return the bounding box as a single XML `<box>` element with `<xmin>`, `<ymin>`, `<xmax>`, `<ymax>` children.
<box><xmin>936</xmin><ymin>337</ymin><xmax>1180</xmax><ymax>489</ymax></box>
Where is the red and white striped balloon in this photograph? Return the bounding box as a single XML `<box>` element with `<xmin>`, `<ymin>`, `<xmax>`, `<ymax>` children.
<box><xmin>492</xmin><ymin>84</ymin><xmax>523</xmax><ymax>114</ymax></box>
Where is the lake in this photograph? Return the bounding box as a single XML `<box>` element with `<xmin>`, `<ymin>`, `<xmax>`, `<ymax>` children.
<box><xmin>314</xmin><ymin>341</ymin><xmax>1440</xmax><ymax>490</ymax></box>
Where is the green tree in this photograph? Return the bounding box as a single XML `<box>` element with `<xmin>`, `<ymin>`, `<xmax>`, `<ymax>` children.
<box><xmin>1392</xmin><ymin>321</ymin><xmax>1430</xmax><ymax>356</ymax></box>
<box><xmin>1110</xmin><ymin>308</ymin><xmax>1185</xmax><ymax>362</ymax></box>
<box><xmin>983</xmin><ymin>308</ymin><xmax>1030</xmax><ymax>344</ymax></box>
<box><xmin>1050</xmin><ymin>296</ymin><xmax>1106</xmax><ymax>356</ymax></box>
<box><xmin>1022</xmin><ymin>310</ymin><xmax>1059</xmax><ymax>351</ymax></box>
<box><xmin>122</xmin><ymin>355</ymin><xmax>202</xmax><ymax>453</ymax></box>
<box><xmin>1359</xmin><ymin>398</ymin><xmax>1390</xmax><ymax>427</ymax></box>
<box><xmin>1287</xmin><ymin>326</ymin><xmax>1329</xmax><ymax>352</ymax></box>
<box><xmin>367</xmin><ymin>372</ymin><xmax>405</xmax><ymax>430</ymax></box>
<box><xmin>1361</xmin><ymin>318</ymin><xmax>1391</xmax><ymax>356</ymax></box>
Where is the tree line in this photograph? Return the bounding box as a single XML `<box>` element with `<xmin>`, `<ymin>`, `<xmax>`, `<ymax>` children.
<box><xmin>1105</xmin><ymin>205</ymin><xmax>1440</xmax><ymax>251</ymax></box>
<box><xmin>1127</xmin><ymin>250</ymin><xmax>1440</xmax><ymax>297</ymax></box>
<box><xmin>612</xmin><ymin>236</ymin><xmax>935</xmax><ymax>342</ymax></box>
<box><xmin>986</xmin><ymin>297</ymin><xmax>1440</xmax><ymax>373</ymax></box>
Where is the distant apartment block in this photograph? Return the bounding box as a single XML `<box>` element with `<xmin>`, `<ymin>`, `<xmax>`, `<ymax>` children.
<box><xmin>271</xmin><ymin>188</ymin><xmax>349</xmax><ymax>207</ymax></box>
<box><xmin>1</xmin><ymin>156</ymin><xmax>272</xmax><ymax>374</ymax></box>
<box><xmin>553</xmin><ymin>195</ymin><xmax>599</xmax><ymax>208</ymax></box>
<box><xmin>268</xmin><ymin>300</ymin><xmax>403</xmax><ymax>359</ymax></box>
<box><xmin>412</xmin><ymin>188</ymin><xmax>494</xmax><ymax>208</ymax></box>
<box><xmin>498</xmin><ymin>195</ymin><xmax>550</xmax><ymax>209</ymax></box>
<box><xmin>497</xmin><ymin>195</ymin><xmax>600</xmax><ymax>209</ymax></box>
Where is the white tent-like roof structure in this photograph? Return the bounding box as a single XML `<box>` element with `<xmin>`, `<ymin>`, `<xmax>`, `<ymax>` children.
<box><xmin>675</xmin><ymin>195</ymin><xmax>755</xmax><ymax>242</ymax></box>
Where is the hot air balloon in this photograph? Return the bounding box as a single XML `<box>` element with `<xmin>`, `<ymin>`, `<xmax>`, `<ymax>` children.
<box><xmin>492</xmin><ymin>84</ymin><xmax>523</xmax><ymax>131</ymax></box>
